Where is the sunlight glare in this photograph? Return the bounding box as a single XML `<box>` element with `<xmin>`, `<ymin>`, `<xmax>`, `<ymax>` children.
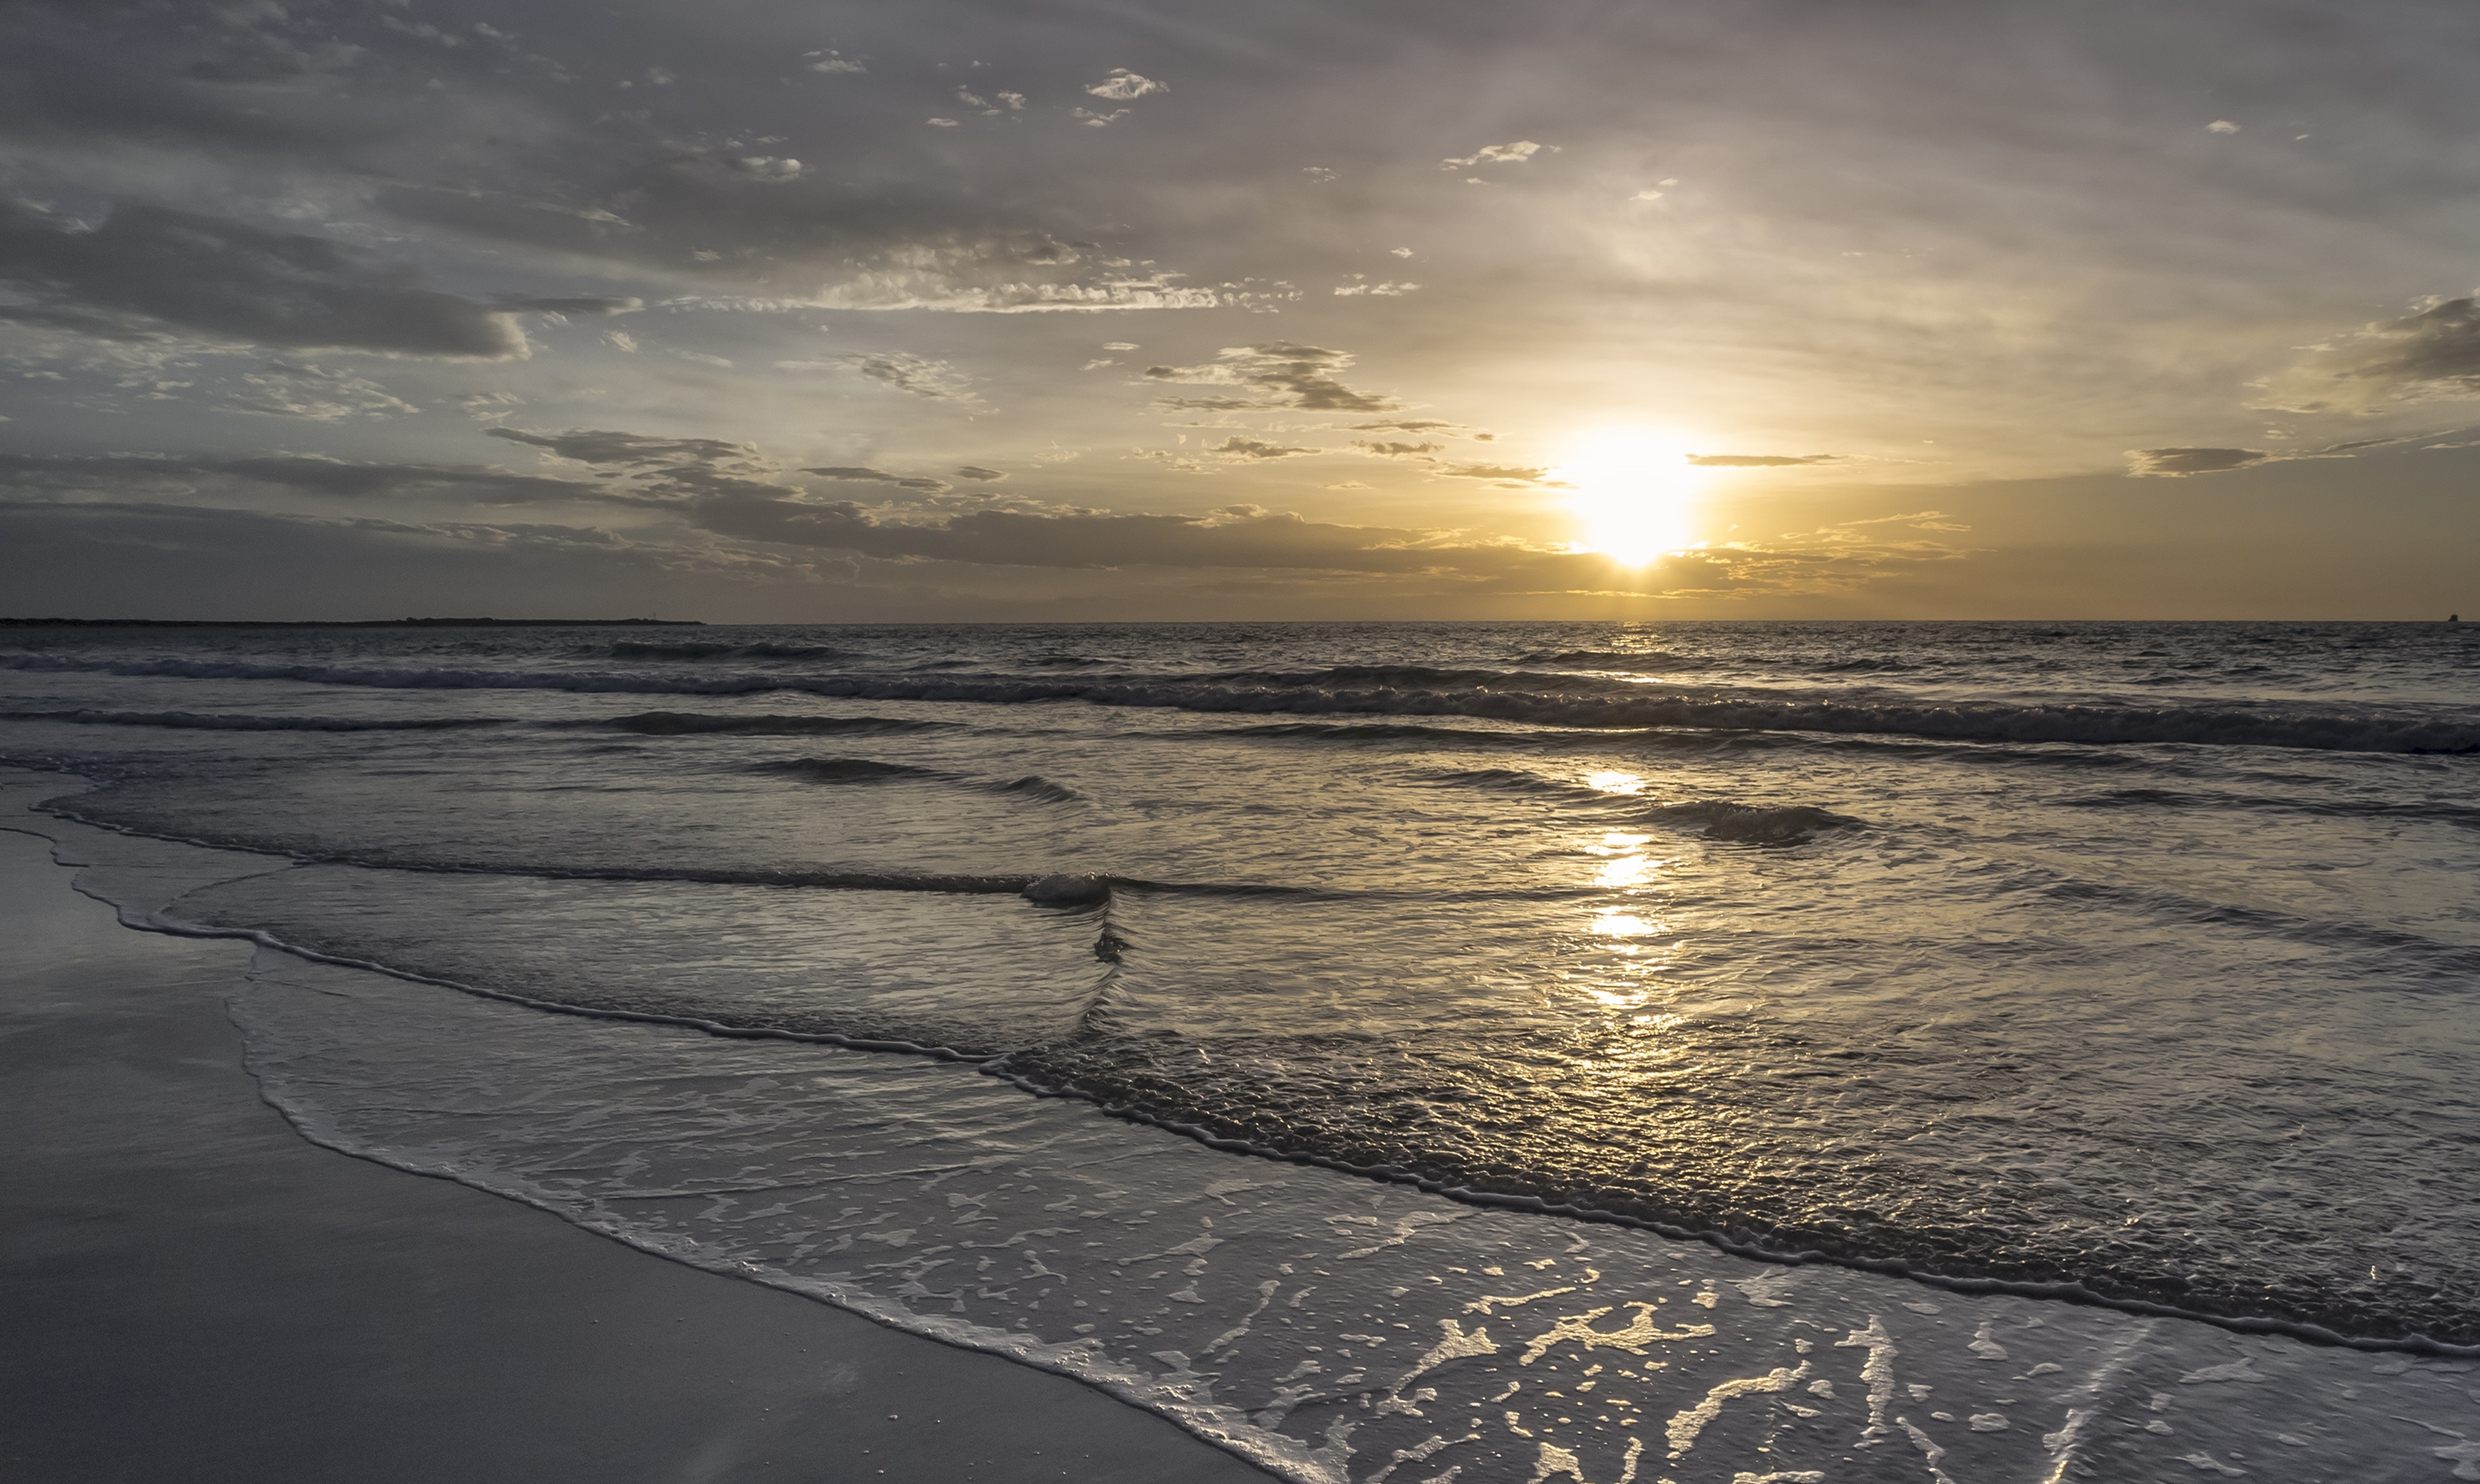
<box><xmin>1556</xmin><ymin>430</ymin><xmax>1704</xmax><ymax>565</ymax></box>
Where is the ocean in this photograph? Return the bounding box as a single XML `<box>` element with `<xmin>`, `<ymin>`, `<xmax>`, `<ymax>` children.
<box><xmin>4</xmin><ymin>618</ymin><xmax>2477</xmax><ymax>1482</ymax></box>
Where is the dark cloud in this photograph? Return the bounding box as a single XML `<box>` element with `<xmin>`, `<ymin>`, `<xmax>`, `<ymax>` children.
<box><xmin>0</xmin><ymin>201</ymin><xmax>530</xmax><ymax>358</ymax></box>
<box><xmin>1354</xmin><ymin>440</ymin><xmax>1442</xmax><ymax>458</ymax></box>
<box><xmin>0</xmin><ymin>498</ymin><xmax>802</xmax><ymax>622</ymax></box>
<box><xmin>2265</xmin><ymin>297</ymin><xmax>2480</xmax><ymax>410</ymax></box>
<box><xmin>952</xmin><ymin>465</ymin><xmax>1008</xmax><ymax>482</ymax></box>
<box><xmin>0</xmin><ymin>451</ymin><xmax>607</xmax><ymax>505</ymax></box>
<box><xmin>487</xmin><ymin>427</ymin><xmax>754</xmax><ymax>467</ymax></box>
<box><xmin>2124</xmin><ymin>447</ymin><xmax>2273</xmax><ymax>477</ymax></box>
<box><xmin>1207</xmin><ymin>436</ymin><xmax>1318</xmax><ymax>459</ymax></box>
<box><xmin>1153</xmin><ymin>395</ymin><xmax>1269</xmax><ymax>411</ymax></box>
<box><xmin>836</xmin><ymin>353</ymin><xmax>972</xmax><ymax>400</ymax></box>
<box><xmin>1145</xmin><ymin>344</ymin><xmax>1402</xmax><ymax>413</ymax></box>
<box><xmin>1347</xmin><ymin>420</ymin><xmax>1459</xmax><ymax>433</ymax></box>
<box><xmin>1688</xmin><ymin>453</ymin><xmax>1842</xmax><ymax>467</ymax></box>
<box><xmin>802</xmin><ymin>466</ymin><xmax>953</xmax><ymax>493</ymax></box>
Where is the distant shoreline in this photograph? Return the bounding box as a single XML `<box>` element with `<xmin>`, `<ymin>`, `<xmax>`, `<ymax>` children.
<box><xmin>0</xmin><ymin>618</ymin><xmax>704</xmax><ymax>629</ymax></box>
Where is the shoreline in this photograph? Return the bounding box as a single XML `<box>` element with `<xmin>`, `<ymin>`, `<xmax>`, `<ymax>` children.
<box><xmin>0</xmin><ymin>826</ymin><xmax>1272</xmax><ymax>1484</ymax></box>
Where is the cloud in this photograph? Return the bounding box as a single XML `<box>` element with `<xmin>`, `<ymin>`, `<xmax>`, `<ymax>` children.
<box><xmin>456</xmin><ymin>391</ymin><xmax>523</xmax><ymax>422</ymax></box>
<box><xmin>1332</xmin><ymin>279</ymin><xmax>1420</xmax><ymax>297</ymax></box>
<box><xmin>1145</xmin><ymin>343</ymin><xmax>1402</xmax><ymax>412</ymax></box>
<box><xmin>0</xmin><ymin>201</ymin><xmax>533</xmax><ymax>358</ymax></box>
<box><xmin>1353</xmin><ymin>439</ymin><xmax>1441</xmax><ymax>458</ymax></box>
<box><xmin>804</xmin><ymin>50</ymin><xmax>863</xmax><ymax>73</ymax></box>
<box><xmin>224</xmin><ymin>360</ymin><xmax>420</xmax><ymax>420</ymax></box>
<box><xmin>1071</xmin><ymin>108</ymin><xmax>1128</xmax><ymax>127</ymax></box>
<box><xmin>1686</xmin><ymin>453</ymin><xmax>1841</xmax><ymax>467</ymax></box>
<box><xmin>1348</xmin><ymin>420</ymin><xmax>1458</xmax><ymax>433</ymax></box>
<box><xmin>952</xmin><ymin>465</ymin><xmax>1008</xmax><ymax>482</ymax></box>
<box><xmin>799</xmin><ymin>237</ymin><xmax>1219</xmax><ymax>313</ymax></box>
<box><xmin>727</xmin><ymin>156</ymin><xmax>805</xmax><ymax>183</ymax></box>
<box><xmin>0</xmin><ymin>450</ymin><xmax>608</xmax><ymax>505</ymax></box>
<box><xmin>833</xmin><ymin>352</ymin><xmax>973</xmax><ymax>400</ymax></box>
<box><xmin>1441</xmin><ymin>141</ymin><xmax>1552</xmax><ymax>169</ymax></box>
<box><xmin>1428</xmin><ymin>462</ymin><xmax>1550</xmax><ymax>480</ymax></box>
<box><xmin>2260</xmin><ymin>296</ymin><xmax>2480</xmax><ymax>411</ymax></box>
<box><xmin>487</xmin><ymin>426</ymin><xmax>755</xmax><ymax>468</ymax></box>
<box><xmin>1207</xmin><ymin>436</ymin><xmax>1318</xmax><ymax>460</ymax></box>
<box><xmin>802</xmin><ymin>466</ymin><xmax>952</xmax><ymax>493</ymax></box>
<box><xmin>0</xmin><ymin>498</ymin><xmax>814</xmax><ymax>621</ymax></box>
<box><xmin>490</xmin><ymin>295</ymin><xmax>643</xmax><ymax>318</ymax></box>
<box><xmin>2124</xmin><ymin>446</ymin><xmax>2273</xmax><ymax>476</ymax></box>
<box><xmin>0</xmin><ymin>435</ymin><xmax>1972</xmax><ymax>606</ymax></box>
<box><xmin>484</xmin><ymin>425</ymin><xmax>820</xmax><ymax>502</ymax></box>
<box><xmin>2122</xmin><ymin>433</ymin><xmax>2417</xmax><ymax>477</ymax></box>
<box><xmin>687</xmin><ymin>497</ymin><xmax>1490</xmax><ymax>573</ymax></box>
<box><xmin>1153</xmin><ymin>395</ymin><xmax>1268</xmax><ymax>410</ymax></box>
<box><xmin>1084</xmin><ymin>69</ymin><xmax>1166</xmax><ymax>101</ymax></box>
<box><xmin>2207</xmin><ymin>120</ymin><xmax>2240</xmax><ymax>134</ymax></box>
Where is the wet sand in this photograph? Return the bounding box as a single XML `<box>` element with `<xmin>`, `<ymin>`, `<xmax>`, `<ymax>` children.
<box><xmin>0</xmin><ymin>827</ymin><xmax>1272</xmax><ymax>1484</ymax></box>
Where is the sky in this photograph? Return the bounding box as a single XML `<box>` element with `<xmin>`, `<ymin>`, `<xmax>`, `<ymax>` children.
<box><xmin>1</xmin><ymin>0</ymin><xmax>2475</xmax><ymax>621</ymax></box>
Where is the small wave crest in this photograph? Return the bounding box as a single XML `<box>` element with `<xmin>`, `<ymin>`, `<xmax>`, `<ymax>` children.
<box><xmin>2</xmin><ymin>709</ymin><xmax>503</xmax><ymax>733</ymax></box>
<box><xmin>604</xmin><ymin>711</ymin><xmax>956</xmax><ymax>736</ymax></box>
<box><xmin>992</xmin><ymin>774</ymin><xmax>1091</xmax><ymax>805</ymax></box>
<box><xmin>1649</xmin><ymin>800</ymin><xmax>1863</xmax><ymax>844</ymax></box>
<box><xmin>1417</xmin><ymin>766</ymin><xmax>1618</xmax><ymax>803</ymax></box>
<box><xmin>602</xmin><ymin>640</ymin><xmax>872</xmax><ymax>662</ymax></box>
<box><xmin>1511</xmin><ymin>648</ymin><xmax>1705</xmax><ymax>670</ymax></box>
<box><xmin>749</xmin><ymin>756</ymin><xmax>946</xmax><ymax>784</ymax></box>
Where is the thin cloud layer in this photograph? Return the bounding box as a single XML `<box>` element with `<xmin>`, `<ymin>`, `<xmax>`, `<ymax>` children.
<box><xmin>1689</xmin><ymin>453</ymin><xmax>1842</xmax><ymax>467</ymax></box>
<box><xmin>0</xmin><ymin>202</ymin><xmax>536</xmax><ymax>358</ymax></box>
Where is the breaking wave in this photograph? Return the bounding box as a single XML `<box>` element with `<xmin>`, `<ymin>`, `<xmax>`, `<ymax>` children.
<box><xmin>4</xmin><ymin>652</ymin><xmax>2474</xmax><ymax>753</ymax></box>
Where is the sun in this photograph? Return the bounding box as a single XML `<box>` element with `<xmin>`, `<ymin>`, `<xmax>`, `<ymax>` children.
<box><xmin>1555</xmin><ymin>430</ymin><xmax>1705</xmax><ymax>565</ymax></box>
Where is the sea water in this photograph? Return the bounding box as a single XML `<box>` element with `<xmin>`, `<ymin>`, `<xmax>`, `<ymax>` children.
<box><xmin>4</xmin><ymin>620</ymin><xmax>2477</xmax><ymax>1482</ymax></box>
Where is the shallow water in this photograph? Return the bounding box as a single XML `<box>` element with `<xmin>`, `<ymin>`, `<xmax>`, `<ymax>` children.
<box><xmin>5</xmin><ymin>619</ymin><xmax>2479</xmax><ymax>1480</ymax></box>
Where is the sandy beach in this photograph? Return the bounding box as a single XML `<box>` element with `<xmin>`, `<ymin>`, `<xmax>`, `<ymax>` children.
<box><xmin>0</xmin><ymin>826</ymin><xmax>1272</xmax><ymax>1484</ymax></box>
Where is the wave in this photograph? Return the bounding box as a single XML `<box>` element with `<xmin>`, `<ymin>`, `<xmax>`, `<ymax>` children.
<box><xmin>2050</xmin><ymin>785</ymin><xmax>2480</xmax><ymax>832</ymax></box>
<box><xmin>601</xmin><ymin>711</ymin><xmax>957</xmax><ymax>736</ymax></box>
<box><xmin>7</xmin><ymin>651</ymin><xmax>2474</xmax><ymax>753</ymax></box>
<box><xmin>602</xmin><ymin>640</ymin><xmax>872</xmax><ymax>662</ymax></box>
<box><xmin>992</xmin><ymin>774</ymin><xmax>1091</xmax><ymax>805</ymax></box>
<box><xmin>1417</xmin><ymin>766</ymin><xmax>1610</xmax><ymax>800</ymax></box>
<box><xmin>1366</xmin><ymin>767</ymin><xmax>1868</xmax><ymax>842</ymax></box>
<box><xmin>750</xmin><ymin>756</ymin><xmax>946</xmax><ymax>784</ymax></box>
<box><xmin>1511</xmin><ymin>648</ymin><xmax>1705</xmax><ymax>669</ymax></box>
<box><xmin>1</xmin><ymin>709</ymin><xmax>505</xmax><ymax>733</ymax></box>
<box><xmin>1649</xmin><ymin>800</ymin><xmax>1862</xmax><ymax>844</ymax></box>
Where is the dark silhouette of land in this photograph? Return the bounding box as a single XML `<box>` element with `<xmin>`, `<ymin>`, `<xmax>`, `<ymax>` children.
<box><xmin>0</xmin><ymin>617</ymin><xmax>703</xmax><ymax>628</ymax></box>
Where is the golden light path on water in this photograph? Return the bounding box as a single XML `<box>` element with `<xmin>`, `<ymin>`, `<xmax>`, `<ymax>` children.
<box><xmin>1554</xmin><ymin>430</ymin><xmax>1707</xmax><ymax>565</ymax></box>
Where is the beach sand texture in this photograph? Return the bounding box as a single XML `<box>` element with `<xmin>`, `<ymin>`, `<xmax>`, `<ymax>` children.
<box><xmin>0</xmin><ymin>828</ymin><xmax>1273</xmax><ymax>1484</ymax></box>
